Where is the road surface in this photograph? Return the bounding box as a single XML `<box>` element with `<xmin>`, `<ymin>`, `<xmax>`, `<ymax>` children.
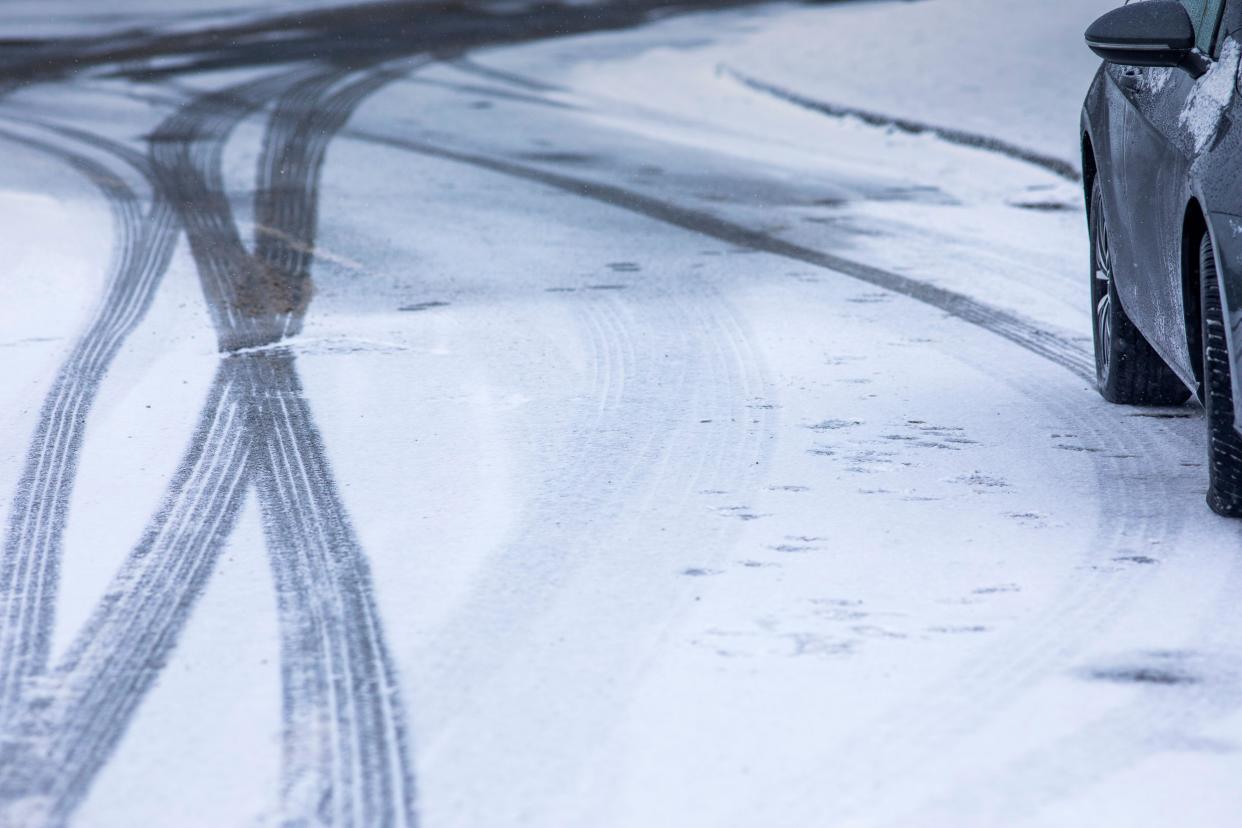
<box><xmin>0</xmin><ymin>0</ymin><xmax>1240</xmax><ymax>826</ymax></box>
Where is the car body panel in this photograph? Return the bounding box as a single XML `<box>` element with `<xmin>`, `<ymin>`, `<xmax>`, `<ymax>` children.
<box><xmin>1082</xmin><ymin>1</ymin><xmax>1242</xmax><ymax>430</ymax></box>
<box><xmin>1116</xmin><ymin>62</ymin><xmax>1198</xmax><ymax>382</ymax></box>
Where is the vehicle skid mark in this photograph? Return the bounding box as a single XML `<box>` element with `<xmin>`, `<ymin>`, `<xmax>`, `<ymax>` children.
<box><xmin>150</xmin><ymin>62</ymin><xmax>422</xmax><ymax>826</ymax></box>
<box><xmin>719</xmin><ymin>65</ymin><xmax>1081</xmax><ymax>183</ymax></box>
<box><xmin>0</xmin><ymin>124</ymin><xmax>178</xmax><ymax>718</ymax></box>
<box><xmin>0</xmin><ymin>61</ymin><xmax>422</xmax><ymax>826</ymax></box>
<box><xmin>349</xmin><ymin>130</ymin><xmax>1095</xmax><ymax>382</ymax></box>
<box><xmin>0</xmin><ymin>363</ymin><xmax>250</xmax><ymax>827</ymax></box>
<box><xmin>360</xmin><ymin>71</ymin><xmax>1242</xmax><ymax>821</ymax></box>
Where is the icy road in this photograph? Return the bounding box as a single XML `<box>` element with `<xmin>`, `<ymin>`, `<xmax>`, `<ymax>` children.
<box><xmin>1</xmin><ymin>0</ymin><xmax>1241</xmax><ymax>825</ymax></box>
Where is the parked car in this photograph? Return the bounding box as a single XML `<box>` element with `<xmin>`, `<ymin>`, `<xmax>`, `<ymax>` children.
<box><xmin>1082</xmin><ymin>0</ymin><xmax>1242</xmax><ymax>515</ymax></box>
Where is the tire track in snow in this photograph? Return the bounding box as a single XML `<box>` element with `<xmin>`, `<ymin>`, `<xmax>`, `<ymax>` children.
<box><xmin>0</xmin><ymin>124</ymin><xmax>178</xmax><ymax>718</ymax></box>
<box><xmin>779</xmin><ymin>386</ymin><xmax>1198</xmax><ymax>825</ymax></box>
<box><xmin>639</xmin><ymin>73</ymin><xmax>1236</xmax><ymax>823</ymax></box>
<box><xmin>0</xmin><ymin>14</ymin><xmax>1217</xmax><ymax>828</ymax></box>
<box><xmin>0</xmin><ymin>361</ymin><xmax>250</xmax><ymax>827</ymax></box>
<box><xmin>413</xmin><ymin>281</ymin><xmax>772</xmax><ymax>818</ymax></box>
<box><xmin>346</xmin><ymin>130</ymin><xmax>1096</xmax><ymax>383</ymax></box>
<box><xmin>823</xmin><ymin>390</ymin><xmax>1232</xmax><ymax>825</ymax></box>
<box><xmin>0</xmin><ymin>61</ymin><xmax>422</xmax><ymax>826</ymax></box>
<box><xmin>0</xmin><ymin>352</ymin><xmax>411</xmax><ymax>827</ymax></box>
<box><xmin>394</xmin><ymin>153</ymin><xmax>1177</xmax><ymax>820</ymax></box>
<box><xmin>251</xmin><ymin>63</ymin><xmax>419</xmax><ymax>338</ymax></box>
<box><xmin>378</xmin><ymin>71</ymin><xmax>775</xmax><ymax>772</ymax></box>
<box><xmin>149</xmin><ymin>69</ymin><xmax>318</xmax><ymax>352</ymax></box>
<box><xmin>877</xmin><ymin>517</ymin><xmax>1242</xmax><ymax>827</ymax></box>
<box><xmin>245</xmin><ymin>64</ymin><xmax>422</xmax><ymax>828</ymax></box>
<box><xmin>347</xmin><ymin>78</ymin><xmax>1230</xmax><ymax>820</ymax></box>
<box><xmin>252</xmin><ymin>349</ymin><xmax>416</xmax><ymax>828</ymax></box>
<box><xmin>719</xmin><ymin>65</ymin><xmax>1082</xmax><ymax>183</ymax></box>
<box><xmin>151</xmin><ymin>63</ymin><xmax>422</xmax><ymax>825</ymax></box>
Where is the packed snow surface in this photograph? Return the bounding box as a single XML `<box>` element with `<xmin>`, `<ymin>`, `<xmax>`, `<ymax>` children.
<box><xmin>644</xmin><ymin>0</ymin><xmax>1121</xmax><ymax>170</ymax></box>
<box><xmin>2</xmin><ymin>1</ymin><xmax>1242</xmax><ymax>827</ymax></box>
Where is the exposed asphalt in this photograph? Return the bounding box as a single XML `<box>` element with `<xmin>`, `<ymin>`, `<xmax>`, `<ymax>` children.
<box><xmin>0</xmin><ymin>0</ymin><xmax>789</xmax><ymax>87</ymax></box>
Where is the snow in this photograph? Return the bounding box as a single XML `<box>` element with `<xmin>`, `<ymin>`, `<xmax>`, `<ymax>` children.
<box><xmin>1180</xmin><ymin>37</ymin><xmax>1242</xmax><ymax>154</ymax></box>
<box><xmin>4</xmin><ymin>0</ymin><xmax>1242</xmax><ymax>827</ymax></box>
<box><xmin>579</xmin><ymin>0</ymin><xmax>1119</xmax><ymax>172</ymax></box>
<box><xmin>0</xmin><ymin>133</ymin><xmax>112</xmax><ymax>508</ymax></box>
<box><xmin>474</xmin><ymin>0</ymin><xmax>1098</xmax><ymax>334</ymax></box>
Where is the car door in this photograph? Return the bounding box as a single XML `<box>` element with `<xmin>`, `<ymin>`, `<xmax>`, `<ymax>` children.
<box><xmin>1115</xmin><ymin>0</ymin><xmax>1229</xmax><ymax>377</ymax></box>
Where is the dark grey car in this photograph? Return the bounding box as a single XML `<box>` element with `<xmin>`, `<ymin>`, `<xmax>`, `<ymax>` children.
<box><xmin>1082</xmin><ymin>0</ymin><xmax>1242</xmax><ymax>514</ymax></box>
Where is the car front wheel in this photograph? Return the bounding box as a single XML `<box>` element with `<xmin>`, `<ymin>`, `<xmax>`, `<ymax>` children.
<box><xmin>1089</xmin><ymin>178</ymin><xmax>1189</xmax><ymax>405</ymax></box>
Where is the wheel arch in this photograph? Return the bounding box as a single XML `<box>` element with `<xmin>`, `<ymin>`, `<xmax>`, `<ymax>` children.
<box><xmin>1081</xmin><ymin>132</ymin><xmax>1097</xmax><ymax>211</ymax></box>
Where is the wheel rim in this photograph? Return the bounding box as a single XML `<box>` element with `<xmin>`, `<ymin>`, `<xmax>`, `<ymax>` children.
<box><xmin>1092</xmin><ymin>196</ymin><xmax>1113</xmax><ymax>386</ymax></box>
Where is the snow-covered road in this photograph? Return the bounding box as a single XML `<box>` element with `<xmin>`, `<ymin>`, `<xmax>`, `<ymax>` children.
<box><xmin>2</xmin><ymin>1</ymin><xmax>1242</xmax><ymax>826</ymax></box>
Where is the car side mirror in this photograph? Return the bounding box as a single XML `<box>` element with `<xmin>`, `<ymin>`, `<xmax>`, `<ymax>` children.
<box><xmin>1085</xmin><ymin>0</ymin><xmax>1210</xmax><ymax>78</ymax></box>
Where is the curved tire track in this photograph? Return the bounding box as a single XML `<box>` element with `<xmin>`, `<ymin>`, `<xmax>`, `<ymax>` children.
<box><xmin>719</xmin><ymin>65</ymin><xmax>1082</xmax><ymax>183</ymax></box>
<box><xmin>0</xmin><ymin>124</ymin><xmax>178</xmax><ymax>718</ymax></box>
<box><xmin>150</xmin><ymin>62</ymin><xmax>423</xmax><ymax>826</ymax></box>
<box><xmin>344</xmin><ymin>90</ymin><xmax>1227</xmax><ymax>821</ymax></box>
<box><xmin>0</xmin><ymin>361</ymin><xmax>249</xmax><ymax>827</ymax></box>
<box><xmin>252</xmin><ymin>349</ymin><xmax>416</xmax><ymax>828</ymax></box>
<box><xmin>0</xmin><ymin>5</ymin><xmax>1226</xmax><ymax>822</ymax></box>
<box><xmin>347</xmin><ymin>129</ymin><xmax>1095</xmax><ymax>383</ymax></box>
<box><xmin>414</xmin><ymin>278</ymin><xmax>772</xmax><ymax>819</ymax></box>
<box><xmin>149</xmin><ymin>69</ymin><xmax>315</xmax><ymax>352</ymax></box>
<box><xmin>0</xmin><ymin>59</ymin><xmax>423</xmax><ymax>826</ymax></box>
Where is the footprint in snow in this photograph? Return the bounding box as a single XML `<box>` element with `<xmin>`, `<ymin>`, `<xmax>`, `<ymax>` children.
<box><xmin>928</xmin><ymin>625</ymin><xmax>990</xmax><ymax>635</ymax></box>
<box><xmin>952</xmin><ymin>472</ymin><xmax>1010</xmax><ymax>490</ymax></box>
<box><xmin>1082</xmin><ymin>651</ymin><xmax>1201</xmax><ymax>686</ymax></box>
<box><xmin>972</xmin><ymin>583</ymin><xmax>1021</xmax><ymax>595</ymax></box>
<box><xmin>398</xmin><ymin>300</ymin><xmax>450</xmax><ymax>312</ymax></box>
<box><xmin>1113</xmin><ymin>554</ymin><xmax>1159</xmax><ymax>565</ymax></box>
<box><xmin>682</xmin><ymin>567</ymin><xmax>722</xmax><ymax>577</ymax></box>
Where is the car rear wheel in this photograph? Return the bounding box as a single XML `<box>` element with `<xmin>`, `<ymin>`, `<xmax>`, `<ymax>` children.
<box><xmin>1089</xmin><ymin>179</ymin><xmax>1189</xmax><ymax>405</ymax></box>
<box><xmin>1200</xmin><ymin>233</ymin><xmax>1242</xmax><ymax>517</ymax></box>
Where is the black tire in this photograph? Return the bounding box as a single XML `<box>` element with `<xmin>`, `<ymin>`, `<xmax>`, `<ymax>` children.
<box><xmin>1200</xmin><ymin>233</ymin><xmax>1242</xmax><ymax>516</ymax></box>
<box><xmin>1089</xmin><ymin>179</ymin><xmax>1190</xmax><ymax>405</ymax></box>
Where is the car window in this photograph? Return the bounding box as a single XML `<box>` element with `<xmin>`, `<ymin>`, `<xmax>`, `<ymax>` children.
<box><xmin>1182</xmin><ymin>0</ymin><xmax>1227</xmax><ymax>52</ymax></box>
<box><xmin>1181</xmin><ymin>0</ymin><xmax>1209</xmax><ymax>26</ymax></box>
<box><xmin>1202</xmin><ymin>0</ymin><xmax>1228</xmax><ymax>51</ymax></box>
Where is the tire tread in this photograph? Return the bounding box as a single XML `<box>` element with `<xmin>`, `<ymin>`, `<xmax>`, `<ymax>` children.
<box><xmin>1200</xmin><ymin>233</ymin><xmax>1242</xmax><ymax>516</ymax></box>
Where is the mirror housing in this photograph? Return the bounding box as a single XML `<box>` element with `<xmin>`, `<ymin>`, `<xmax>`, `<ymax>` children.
<box><xmin>1085</xmin><ymin>1</ymin><xmax>1210</xmax><ymax>78</ymax></box>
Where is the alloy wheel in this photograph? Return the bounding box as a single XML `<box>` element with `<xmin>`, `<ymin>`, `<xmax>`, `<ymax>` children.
<box><xmin>1092</xmin><ymin>197</ymin><xmax>1114</xmax><ymax>386</ymax></box>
